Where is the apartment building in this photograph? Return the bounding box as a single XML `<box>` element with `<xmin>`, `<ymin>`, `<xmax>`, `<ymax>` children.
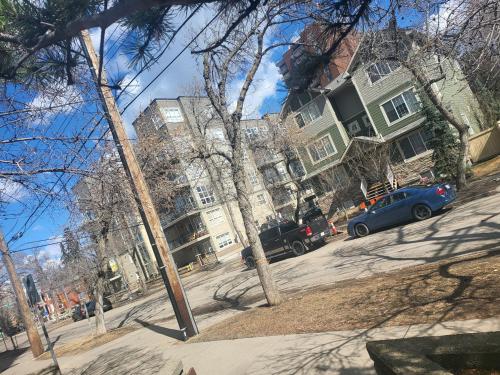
<box><xmin>133</xmin><ymin>97</ymin><xmax>276</xmax><ymax>267</ymax></box>
<box><xmin>277</xmin><ymin>26</ymin><xmax>483</xmax><ymax>210</ymax></box>
<box><xmin>73</xmin><ymin>169</ymin><xmax>158</xmax><ymax>293</ymax></box>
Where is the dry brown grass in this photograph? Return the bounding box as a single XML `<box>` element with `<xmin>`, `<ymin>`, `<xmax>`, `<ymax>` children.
<box><xmin>191</xmin><ymin>250</ymin><xmax>500</xmax><ymax>343</ymax></box>
<box><xmin>37</xmin><ymin>326</ymin><xmax>137</xmax><ymax>359</ymax></box>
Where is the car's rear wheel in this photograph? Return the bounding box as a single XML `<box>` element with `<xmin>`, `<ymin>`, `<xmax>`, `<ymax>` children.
<box><xmin>413</xmin><ymin>204</ymin><xmax>432</xmax><ymax>221</ymax></box>
<box><xmin>354</xmin><ymin>223</ymin><xmax>370</xmax><ymax>237</ymax></box>
<box><xmin>245</xmin><ymin>256</ymin><xmax>256</xmax><ymax>269</ymax></box>
<box><xmin>291</xmin><ymin>240</ymin><xmax>306</xmax><ymax>256</ymax></box>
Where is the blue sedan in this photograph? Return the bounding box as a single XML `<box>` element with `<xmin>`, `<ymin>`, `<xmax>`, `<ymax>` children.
<box><xmin>347</xmin><ymin>183</ymin><xmax>456</xmax><ymax>237</ymax></box>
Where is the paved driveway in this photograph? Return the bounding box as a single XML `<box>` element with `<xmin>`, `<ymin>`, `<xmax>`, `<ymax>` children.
<box><xmin>16</xmin><ymin>191</ymin><xmax>500</xmax><ymax>351</ymax></box>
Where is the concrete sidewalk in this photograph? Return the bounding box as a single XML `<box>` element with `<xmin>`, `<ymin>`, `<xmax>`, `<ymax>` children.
<box><xmin>5</xmin><ymin>316</ymin><xmax>499</xmax><ymax>375</ymax></box>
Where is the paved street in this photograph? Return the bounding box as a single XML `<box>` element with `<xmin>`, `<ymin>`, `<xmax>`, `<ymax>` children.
<box><xmin>6</xmin><ymin>190</ymin><xmax>500</xmax><ymax>374</ymax></box>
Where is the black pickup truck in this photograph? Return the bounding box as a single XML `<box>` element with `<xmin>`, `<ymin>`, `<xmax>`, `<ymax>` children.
<box><xmin>241</xmin><ymin>214</ymin><xmax>330</xmax><ymax>268</ymax></box>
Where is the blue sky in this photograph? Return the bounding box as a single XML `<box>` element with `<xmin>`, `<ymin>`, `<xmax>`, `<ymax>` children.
<box><xmin>2</xmin><ymin>5</ymin><xmax>290</xmax><ymax>261</ymax></box>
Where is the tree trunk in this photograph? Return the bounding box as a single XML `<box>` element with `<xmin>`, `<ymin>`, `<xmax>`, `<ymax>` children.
<box><xmin>50</xmin><ymin>291</ymin><xmax>60</xmax><ymax>322</ymax></box>
<box><xmin>456</xmin><ymin>129</ymin><xmax>469</xmax><ymax>190</ymax></box>
<box><xmin>121</xmin><ymin>213</ymin><xmax>149</xmax><ymax>291</ymax></box>
<box><xmin>0</xmin><ymin>231</ymin><xmax>44</xmax><ymax>357</ymax></box>
<box><xmin>94</xmin><ymin>236</ymin><xmax>108</xmax><ymax>335</ymax></box>
<box><xmin>293</xmin><ymin>183</ymin><xmax>301</xmax><ymax>224</ymax></box>
<box><xmin>232</xmin><ymin>137</ymin><xmax>282</xmax><ymax>306</ymax></box>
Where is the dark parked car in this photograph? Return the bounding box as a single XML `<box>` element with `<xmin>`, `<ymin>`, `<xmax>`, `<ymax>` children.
<box><xmin>347</xmin><ymin>183</ymin><xmax>456</xmax><ymax>238</ymax></box>
<box><xmin>72</xmin><ymin>297</ymin><xmax>113</xmax><ymax>321</ymax></box>
<box><xmin>241</xmin><ymin>216</ymin><xmax>330</xmax><ymax>268</ymax></box>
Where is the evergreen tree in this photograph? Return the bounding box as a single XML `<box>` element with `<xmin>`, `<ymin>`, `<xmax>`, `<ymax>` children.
<box><xmin>423</xmin><ymin>105</ymin><xmax>460</xmax><ymax>181</ymax></box>
<box><xmin>60</xmin><ymin>227</ymin><xmax>81</xmax><ymax>266</ymax></box>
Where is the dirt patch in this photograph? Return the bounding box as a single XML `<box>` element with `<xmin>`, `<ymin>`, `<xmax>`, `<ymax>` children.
<box><xmin>191</xmin><ymin>250</ymin><xmax>500</xmax><ymax>343</ymax></box>
<box><xmin>37</xmin><ymin>326</ymin><xmax>137</xmax><ymax>359</ymax></box>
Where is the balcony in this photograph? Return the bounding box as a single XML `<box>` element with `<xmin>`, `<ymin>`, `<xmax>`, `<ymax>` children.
<box><xmin>264</xmin><ymin>174</ymin><xmax>291</xmax><ymax>188</ymax></box>
<box><xmin>162</xmin><ymin>201</ymin><xmax>199</xmax><ymax>227</ymax></box>
<box><xmin>168</xmin><ymin>229</ymin><xmax>210</xmax><ymax>252</ymax></box>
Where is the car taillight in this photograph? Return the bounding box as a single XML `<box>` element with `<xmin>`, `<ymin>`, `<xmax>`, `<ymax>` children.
<box><xmin>305</xmin><ymin>226</ymin><xmax>313</xmax><ymax>236</ymax></box>
<box><xmin>436</xmin><ymin>187</ymin><xmax>446</xmax><ymax>195</ymax></box>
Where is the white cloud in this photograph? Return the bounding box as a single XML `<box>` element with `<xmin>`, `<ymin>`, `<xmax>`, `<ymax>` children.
<box><xmin>29</xmin><ymin>82</ymin><xmax>83</xmax><ymax>121</ymax></box>
<box><xmin>231</xmin><ymin>54</ymin><xmax>281</xmax><ymax>118</ymax></box>
<box><xmin>0</xmin><ymin>179</ymin><xmax>27</xmax><ymax>203</ymax></box>
<box><xmin>428</xmin><ymin>0</ymin><xmax>464</xmax><ymax>34</ymax></box>
<box><xmin>39</xmin><ymin>235</ymin><xmax>63</xmax><ymax>262</ymax></box>
<box><xmin>105</xmin><ymin>7</ymin><xmax>283</xmax><ymax>135</ymax></box>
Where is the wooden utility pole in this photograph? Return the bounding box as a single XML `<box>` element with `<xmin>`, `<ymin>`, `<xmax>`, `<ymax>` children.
<box><xmin>0</xmin><ymin>230</ymin><xmax>44</xmax><ymax>357</ymax></box>
<box><xmin>79</xmin><ymin>30</ymin><xmax>198</xmax><ymax>337</ymax></box>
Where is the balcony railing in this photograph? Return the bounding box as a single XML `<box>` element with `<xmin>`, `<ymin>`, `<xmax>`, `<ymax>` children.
<box><xmin>168</xmin><ymin>229</ymin><xmax>209</xmax><ymax>250</ymax></box>
<box><xmin>162</xmin><ymin>201</ymin><xmax>199</xmax><ymax>225</ymax></box>
<box><xmin>265</xmin><ymin>174</ymin><xmax>291</xmax><ymax>187</ymax></box>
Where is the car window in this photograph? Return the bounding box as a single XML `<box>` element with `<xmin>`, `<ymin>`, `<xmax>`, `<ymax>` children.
<box><xmin>392</xmin><ymin>192</ymin><xmax>407</xmax><ymax>202</ymax></box>
<box><xmin>371</xmin><ymin>195</ymin><xmax>392</xmax><ymax>210</ymax></box>
<box><xmin>280</xmin><ymin>221</ymin><xmax>298</xmax><ymax>233</ymax></box>
<box><xmin>260</xmin><ymin>227</ymin><xmax>280</xmax><ymax>241</ymax></box>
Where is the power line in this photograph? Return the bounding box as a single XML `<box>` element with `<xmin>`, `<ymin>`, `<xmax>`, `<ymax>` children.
<box><xmin>10</xmin><ymin>221</ymin><xmax>146</xmax><ymax>254</ymax></box>
<box><xmin>8</xmin><ymin>6</ymin><xmax>221</xmax><ymax>245</ymax></box>
<box><xmin>9</xmin><ymin>115</ymin><xmax>108</xmax><ymax>245</ymax></box>
<box><xmin>120</xmin><ymin>7</ymin><xmax>223</xmax><ymax>115</ymax></box>
<box><xmin>4</xmin><ymin>85</ymin><xmax>102</xmax><ymax>241</ymax></box>
<box><xmin>115</xmin><ymin>4</ymin><xmax>203</xmax><ymax>101</ymax></box>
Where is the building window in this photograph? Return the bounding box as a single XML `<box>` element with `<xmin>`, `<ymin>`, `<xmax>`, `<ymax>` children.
<box><xmin>245</xmin><ymin>127</ymin><xmax>259</xmax><ymax>139</ymax></box>
<box><xmin>381</xmin><ymin>89</ymin><xmax>421</xmax><ymax>124</ymax></box>
<box><xmin>216</xmin><ymin>232</ymin><xmax>233</xmax><ymax>248</ymax></box>
<box><xmin>295</xmin><ymin>101</ymin><xmax>321</xmax><ymax>128</ymax></box>
<box><xmin>276</xmin><ymin>163</ymin><xmax>287</xmax><ymax>177</ymax></box>
<box><xmin>195</xmin><ymin>185</ymin><xmax>216</xmax><ymax>205</ymax></box>
<box><xmin>247</xmin><ymin>169</ymin><xmax>259</xmax><ymax>185</ymax></box>
<box><xmin>206</xmin><ymin>208</ymin><xmax>224</xmax><ymax>225</ymax></box>
<box><xmin>367</xmin><ymin>61</ymin><xmax>400</xmax><ymax>84</ymax></box>
<box><xmin>347</xmin><ymin>120</ymin><xmax>361</xmax><ymax>135</ymax></box>
<box><xmin>308</xmin><ymin>135</ymin><xmax>337</xmax><ymax>163</ymax></box>
<box><xmin>162</xmin><ymin>107</ymin><xmax>183</xmax><ymax>123</ymax></box>
<box><xmin>393</xmin><ymin>128</ymin><xmax>433</xmax><ymax>160</ymax></box>
<box><xmin>150</xmin><ymin>113</ymin><xmax>164</xmax><ymax>130</ymax></box>
<box><xmin>279</xmin><ymin>62</ymin><xmax>289</xmax><ymax>75</ymax></box>
<box><xmin>257</xmin><ymin>193</ymin><xmax>266</xmax><ymax>205</ymax></box>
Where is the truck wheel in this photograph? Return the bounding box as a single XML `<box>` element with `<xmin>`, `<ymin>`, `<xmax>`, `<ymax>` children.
<box><xmin>245</xmin><ymin>256</ymin><xmax>256</xmax><ymax>269</ymax></box>
<box><xmin>354</xmin><ymin>223</ymin><xmax>370</xmax><ymax>237</ymax></box>
<box><xmin>291</xmin><ymin>241</ymin><xmax>306</xmax><ymax>256</ymax></box>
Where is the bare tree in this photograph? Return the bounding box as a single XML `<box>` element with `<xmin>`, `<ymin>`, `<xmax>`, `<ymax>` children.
<box><xmin>318</xmin><ymin>167</ymin><xmax>358</xmax><ymax>222</ymax></box>
<box><xmin>197</xmin><ymin>1</ymin><xmax>307</xmax><ymax>305</ymax></box>
<box><xmin>71</xmin><ymin>149</ymin><xmax>138</xmax><ymax>335</ymax></box>
<box><xmin>249</xmin><ymin>115</ymin><xmax>309</xmax><ymax>223</ymax></box>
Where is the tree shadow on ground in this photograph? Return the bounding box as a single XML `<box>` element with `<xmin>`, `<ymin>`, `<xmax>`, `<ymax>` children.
<box><xmin>67</xmin><ymin>347</ymin><xmax>165</xmax><ymax>375</ymax></box>
<box><xmin>0</xmin><ymin>347</ymin><xmax>29</xmax><ymax>373</ymax></box>
<box><xmin>252</xmin><ymin>250</ymin><xmax>499</xmax><ymax>375</ymax></box>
